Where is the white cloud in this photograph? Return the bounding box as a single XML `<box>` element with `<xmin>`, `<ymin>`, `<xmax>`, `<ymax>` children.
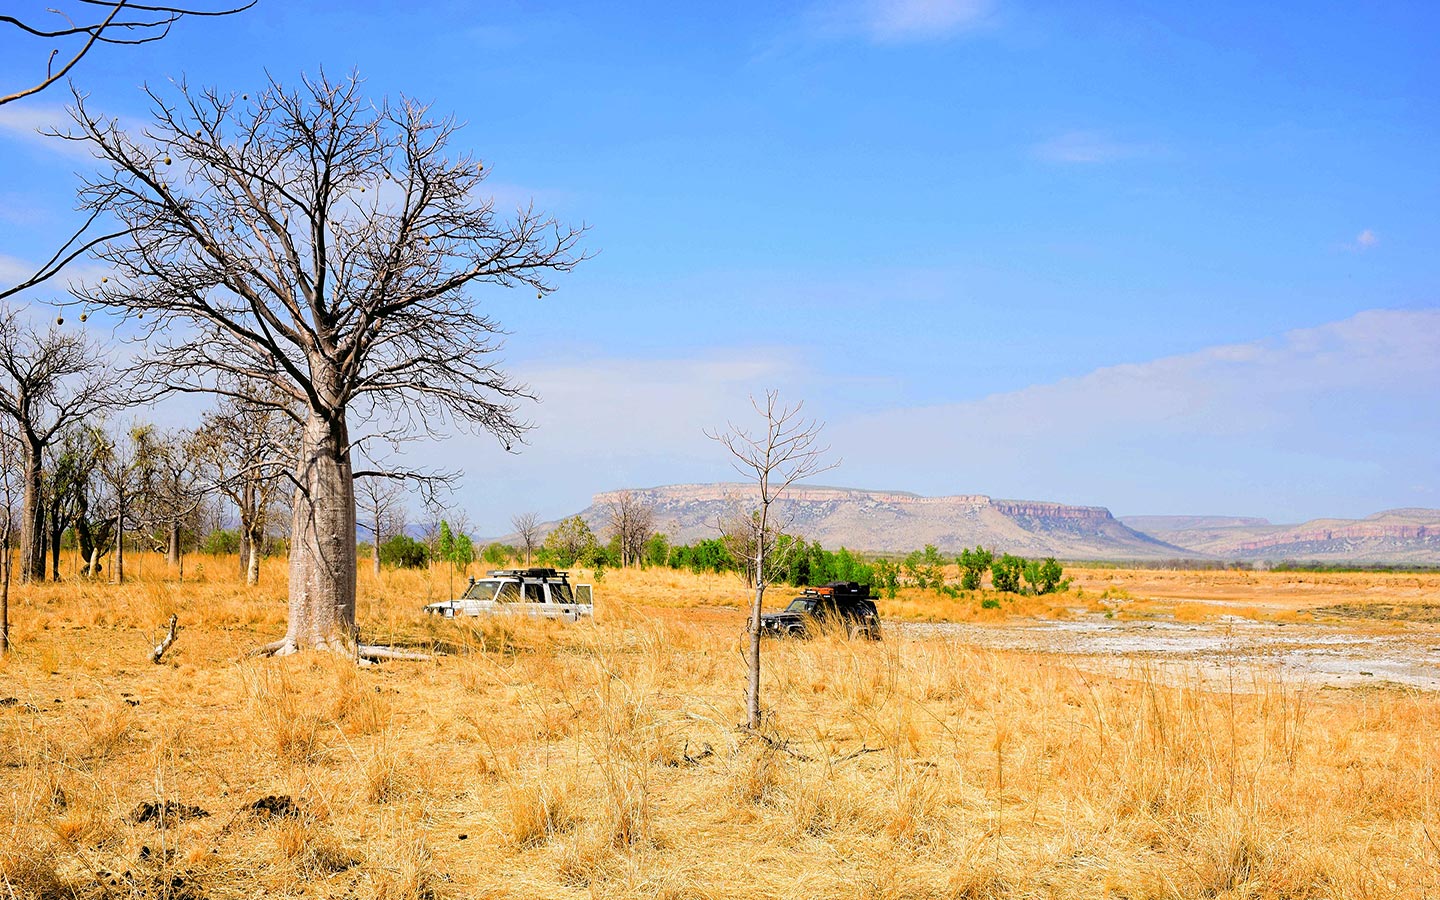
<box><xmin>390</xmin><ymin>349</ymin><xmax>822</xmax><ymax>527</ymax></box>
<box><xmin>0</xmin><ymin>103</ymin><xmax>94</xmax><ymax>160</ymax></box>
<box><xmin>811</xmin><ymin>0</ymin><xmax>995</xmax><ymax>44</ymax></box>
<box><xmin>0</xmin><ymin>254</ymin><xmax>31</xmax><ymax>286</ymax></box>
<box><xmin>1350</xmin><ymin>228</ymin><xmax>1379</xmax><ymax>251</ymax></box>
<box><xmin>1033</xmin><ymin>130</ymin><xmax>1148</xmax><ymax>164</ymax></box>
<box><xmin>828</xmin><ymin>308</ymin><xmax>1440</xmax><ymax>517</ymax></box>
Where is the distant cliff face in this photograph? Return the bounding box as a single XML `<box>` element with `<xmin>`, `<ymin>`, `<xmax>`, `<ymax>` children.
<box><xmin>580</xmin><ymin>484</ymin><xmax>1184</xmax><ymax>559</ymax></box>
<box><xmin>1121</xmin><ymin>509</ymin><xmax>1440</xmax><ymax>563</ymax></box>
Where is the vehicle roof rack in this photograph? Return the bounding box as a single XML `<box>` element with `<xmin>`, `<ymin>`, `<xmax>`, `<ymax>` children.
<box><xmin>801</xmin><ymin>581</ymin><xmax>871</xmax><ymax>599</ymax></box>
<box><xmin>486</xmin><ymin>568</ymin><xmax>569</xmax><ymax>579</ymax></box>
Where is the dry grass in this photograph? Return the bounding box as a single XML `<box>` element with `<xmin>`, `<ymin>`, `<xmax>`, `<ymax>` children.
<box><xmin>0</xmin><ymin>553</ymin><xmax>1436</xmax><ymax>898</ymax></box>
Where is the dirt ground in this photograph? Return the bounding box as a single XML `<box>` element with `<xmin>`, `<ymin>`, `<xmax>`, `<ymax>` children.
<box><xmin>879</xmin><ymin>567</ymin><xmax>1440</xmax><ymax>692</ymax></box>
<box><xmin>2</xmin><ymin>559</ymin><xmax>1438</xmax><ymax>898</ymax></box>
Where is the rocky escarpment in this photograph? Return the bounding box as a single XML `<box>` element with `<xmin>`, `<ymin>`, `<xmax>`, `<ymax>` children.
<box><xmin>577</xmin><ymin>484</ymin><xmax>1186</xmax><ymax>559</ymax></box>
<box><xmin>1121</xmin><ymin>509</ymin><xmax>1440</xmax><ymax>564</ymax></box>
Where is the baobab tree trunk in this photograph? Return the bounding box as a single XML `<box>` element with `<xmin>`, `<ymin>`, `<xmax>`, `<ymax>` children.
<box><xmin>372</xmin><ymin>510</ymin><xmax>382</xmax><ymax>577</ymax></box>
<box><xmin>239</xmin><ymin>480</ymin><xmax>254</xmax><ymax>579</ymax></box>
<box><xmin>246</xmin><ymin>521</ymin><xmax>262</xmax><ymax>586</ymax></box>
<box><xmin>1</xmin><ymin>530</ymin><xmax>10</xmax><ymax>654</ymax></box>
<box><xmin>277</xmin><ymin>409</ymin><xmax>356</xmax><ymax>655</ymax></box>
<box><xmin>19</xmin><ymin>443</ymin><xmax>45</xmax><ymax>583</ymax></box>
<box><xmin>113</xmin><ymin>503</ymin><xmax>125</xmax><ymax>584</ymax></box>
<box><xmin>48</xmin><ymin>512</ymin><xmax>63</xmax><ymax>582</ymax></box>
<box><xmin>166</xmin><ymin>523</ymin><xmax>181</xmax><ymax>569</ymax></box>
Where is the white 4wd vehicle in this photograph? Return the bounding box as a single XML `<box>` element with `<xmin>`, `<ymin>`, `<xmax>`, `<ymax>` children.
<box><xmin>424</xmin><ymin>568</ymin><xmax>594</xmax><ymax>622</ymax></box>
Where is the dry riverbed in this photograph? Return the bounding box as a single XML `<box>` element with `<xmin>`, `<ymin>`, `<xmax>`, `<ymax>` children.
<box><xmin>900</xmin><ymin>612</ymin><xmax>1440</xmax><ymax>690</ymax></box>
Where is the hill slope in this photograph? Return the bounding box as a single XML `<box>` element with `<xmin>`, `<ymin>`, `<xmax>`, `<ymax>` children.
<box><xmin>570</xmin><ymin>484</ymin><xmax>1185</xmax><ymax>559</ymax></box>
<box><xmin>1120</xmin><ymin>509</ymin><xmax>1440</xmax><ymax>563</ymax></box>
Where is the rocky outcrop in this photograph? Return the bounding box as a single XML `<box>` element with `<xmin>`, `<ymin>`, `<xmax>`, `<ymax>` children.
<box><xmin>1235</xmin><ymin>524</ymin><xmax>1433</xmax><ymax>552</ymax></box>
<box><xmin>581</xmin><ymin>484</ymin><xmax>1185</xmax><ymax>559</ymax></box>
<box><xmin>1123</xmin><ymin>509</ymin><xmax>1440</xmax><ymax>564</ymax></box>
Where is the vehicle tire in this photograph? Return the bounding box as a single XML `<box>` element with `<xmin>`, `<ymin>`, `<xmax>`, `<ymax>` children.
<box><xmin>849</xmin><ymin>624</ymin><xmax>872</xmax><ymax>641</ymax></box>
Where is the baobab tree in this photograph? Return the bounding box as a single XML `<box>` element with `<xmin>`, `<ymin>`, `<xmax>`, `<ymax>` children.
<box><xmin>192</xmin><ymin>389</ymin><xmax>296</xmax><ymax>585</ymax></box>
<box><xmin>69</xmin><ymin>72</ymin><xmax>585</xmax><ymax>655</ymax></box>
<box><xmin>0</xmin><ymin>429</ymin><xmax>19</xmax><ymax>653</ymax></box>
<box><xmin>1</xmin><ymin>1</ymin><xmax>254</xmax><ymax>302</ymax></box>
<box><xmin>709</xmin><ymin>391</ymin><xmax>835</xmax><ymax>730</ymax></box>
<box><xmin>0</xmin><ymin>307</ymin><xmax>119</xmax><ymax>582</ymax></box>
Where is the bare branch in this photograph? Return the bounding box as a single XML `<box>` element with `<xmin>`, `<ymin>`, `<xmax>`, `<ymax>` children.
<box><xmin>1</xmin><ymin>1</ymin><xmax>255</xmax><ymax>107</ymax></box>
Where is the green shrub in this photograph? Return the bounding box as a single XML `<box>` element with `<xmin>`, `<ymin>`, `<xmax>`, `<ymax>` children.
<box><xmin>379</xmin><ymin>534</ymin><xmax>429</xmax><ymax>569</ymax></box>
<box><xmin>991</xmin><ymin>553</ymin><xmax>1024</xmax><ymax>593</ymax></box>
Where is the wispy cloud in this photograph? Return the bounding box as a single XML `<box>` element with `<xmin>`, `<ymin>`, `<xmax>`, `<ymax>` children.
<box><xmin>830</xmin><ymin>308</ymin><xmax>1440</xmax><ymax>517</ymax></box>
<box><xmin>390</xmin><ymin>309</ymin><xmax>1440</xmax><ymax>525</ymax></box>
<box><xmin>1347</xmin><ymin>228</ymin><xmax>1379</xmax><ymax>251</ymax></box>
<box><xmin>1032</xmin><ymin>130</ymin><xmax>1150</xmax><ymax>164</ymax></box>
<box><xmin>0</xmin><ymin>104</ymin><xmax>89</xmax><ymax>159</ymax></box>
<box><xmin>0</xmin><ymin>255</ymin><xmax>33</xmax><ymax>286</ymax></box>
<box><xmin>809</xmin><ymin>0</ymin><xmax>995</xmax><ymax>44</ymax></box>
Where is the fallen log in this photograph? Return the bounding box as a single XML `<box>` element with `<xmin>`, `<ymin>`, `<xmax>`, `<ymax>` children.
<box><xmin>150</xmin><ymin>614</ymin><xmax>180</xmax><ymax>664</ymax></box>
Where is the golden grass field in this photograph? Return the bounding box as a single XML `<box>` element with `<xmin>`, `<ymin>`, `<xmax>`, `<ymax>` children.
<box><xmin>2</xmin><ymin>554</ymin><xmax>1438</xmax><ymax>898</ymax></box>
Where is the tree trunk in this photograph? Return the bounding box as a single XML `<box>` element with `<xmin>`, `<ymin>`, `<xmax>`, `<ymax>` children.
<box><xmin>239</xmin><ymin>481</ymin><xmax>254</xmax><ymax>578</ymax></box>
<box><xmin>277</xmin><ymin>408</ymin><xmax>356</xmax><ymax>654</ymax></box>
<box><xmin>246</xmin><ymin>520</ymin><xmax>262</xmax><ymax>586</ymax></box>
<box><xmin>1</xmin><ymin>530</ymin><xmax>10</xmax><ymax>654</ymax></box>
<box><xmin>747</xmin><ymin>541</ymin><xmax>764</xmax><ymax>730</ymax></box>
<box><xmin>372</xmin><ymin>510</ymin><xmax>382</xmax><ymax>577</ymax></box>
<box><xmin>166</xmin><ymin>522</ymin><xmax>181</xmax><ymax>569</ymax></box>
<box><xmin>113</xmin><ymin>503</ymin><xmax>124</xmax><ymax>584</ymax></box>
<box><xmin>48</xmin><ymin>513</ymin><xmax>63</xmax><ymax>582</ymax></box>
<box><xmin>19</xmin><ymin>443</ymin><xmax>45</xmax><ymax>583</ymax></box>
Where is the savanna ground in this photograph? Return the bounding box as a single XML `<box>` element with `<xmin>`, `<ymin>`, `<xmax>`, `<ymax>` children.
<box><xmin>2</xmin><ymin>555</ymin><xmax>1438</xmax><ymax>898</ymax></box>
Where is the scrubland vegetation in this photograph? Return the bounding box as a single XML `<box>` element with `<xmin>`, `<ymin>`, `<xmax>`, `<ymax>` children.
<box><xmin>3</xmin><ymin>556</ymin><xmax>1438</xmax><ymax>899</ymax></box>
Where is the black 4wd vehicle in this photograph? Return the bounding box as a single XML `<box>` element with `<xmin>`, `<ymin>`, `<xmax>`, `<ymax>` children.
<box><xmin>759</xmin><ymin>582</ymin><xmax>882</xmax><ymax>640</ymax></box>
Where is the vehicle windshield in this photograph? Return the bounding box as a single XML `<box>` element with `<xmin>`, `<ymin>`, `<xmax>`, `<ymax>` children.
<box><xmin>462</xmin><ymin>580</ymin><xmax>503</xmax><ymax>601</ymax></box>
<box><xmin>785</xmin><ymin>598</ymin><xmax>817</xmax><ymax>613</ymax></box>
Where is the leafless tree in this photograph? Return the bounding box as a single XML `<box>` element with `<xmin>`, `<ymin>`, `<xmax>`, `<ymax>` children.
<box><xmin>135</xmin><ymin>428</ymin><xmax>207</xmax><ymax>579</ymax></box>
<box><xmin>97</xmin><ymin>421</ymin><xmax>162</xmax><ymax>584</ymax></box>
<box><xmin>511</xmin><ymin>511</ymin><xmax>541</xmax><ymax>566</ymax></box>
<box><xmin>357</xmin><ymin>475</ymin><xmax>403</xmax><ymax>577</ymax></box>
<box><xmin>67</xmin><ymin>72</ymin><xmax>585</xmax><ymax>655</ymax></box>
<box><xmin>192</xmin><ymin>389</ymin><xmax>296</xmax><ymax>585</ymax></box>
<box><xmin>604</xmin><ymin>489</ymin><xmax>654</xmax><ymax>569</ymax></box>
<box><xmin>0</xmin><ymin>1</ymin><xmax>254</xmax><ymax>303</ymax></box>
<box><xmin>0</xmin><ymin>428</ymin><xmax>20</xmax><ymax>653</ymax></box>
<box><xmin>717</xmin><ymin>505</ymin><xmax>770</xmax><ymax>589</ymax></box>
<box><xmin>708</xmin><ymin>391</ymin><xmax>836</xmax><ymax>731</ymax></box>
<box><xmin>0</xmin><ymin>307</ymin><xmax>121</xmax><ymax>582</ymax></box>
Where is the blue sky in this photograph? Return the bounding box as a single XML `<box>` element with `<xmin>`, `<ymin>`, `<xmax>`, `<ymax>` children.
<box><xmin>1</xmin><ymin>1</ymin><xmax>1437</xmax><ymax>531</ymax></box>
